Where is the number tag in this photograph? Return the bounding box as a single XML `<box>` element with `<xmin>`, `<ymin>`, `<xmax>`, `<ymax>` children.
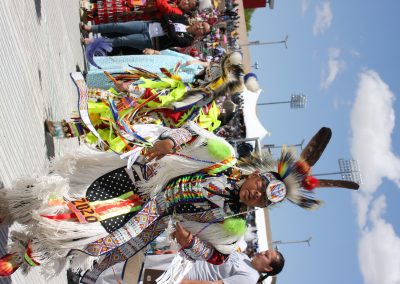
<box><xmin>67</xmin><ymin>198</ymin><xmax>99</xmax><ymax>223</ymax></box>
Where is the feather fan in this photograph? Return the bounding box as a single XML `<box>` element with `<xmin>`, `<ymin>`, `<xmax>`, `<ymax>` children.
<box><xmin>85</xmin><ymin>38</ymin><xmax>113</xmax><ymax>69</ymax></box>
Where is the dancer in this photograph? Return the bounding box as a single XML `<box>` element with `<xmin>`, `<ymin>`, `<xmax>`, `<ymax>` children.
<box><xmin>47</xmin><ymin>52</ymin><xmax>243</xmax><ymax>153</ymax></box>
<box><xmin>0</xmin><ymin>124</ymin><xmax>358</xmax><ymax>283</ymax></box>
<box><xmin>85</xmin><ymin>48</ymin><xmax>209</xmax><ymax>89</ymax></box>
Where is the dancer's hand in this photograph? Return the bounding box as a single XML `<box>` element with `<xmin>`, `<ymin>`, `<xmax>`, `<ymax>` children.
<box><xmin>143</xmin><ymin>48</ymin><xmax>160</xmax><ymax>55</ymax></box>
<box><xmin>171</xmin><ymin>223</ymin><xmax>192</xmax><ymax>248</ymax></box>
<box><xmin>145</xmin><ymin>139</ymin><xmax>174</xmax><ymax>161</ymax></box>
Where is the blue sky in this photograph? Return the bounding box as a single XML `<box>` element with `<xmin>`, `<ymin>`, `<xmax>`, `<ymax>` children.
<box><xmin>248</xmin><ymin>1</ymin><xmax>400</xmax><ymax>283</ymax></box>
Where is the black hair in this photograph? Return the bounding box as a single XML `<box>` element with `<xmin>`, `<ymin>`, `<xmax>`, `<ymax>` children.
<box><xmin>257</xmin><ymin>250</ymin><xmax>285</xmax><ymax>283</ymax></box>
<box><xmin>191</xmin><ymin>0</ymin><xmax>200</xmax><ymax>11</ymax></box>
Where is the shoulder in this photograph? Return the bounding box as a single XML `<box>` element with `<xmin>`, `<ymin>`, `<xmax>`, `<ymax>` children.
<box><xmin>235</xmin><ymin>254</ymin><xmax>259</xmax><ymax>279</ymax></box>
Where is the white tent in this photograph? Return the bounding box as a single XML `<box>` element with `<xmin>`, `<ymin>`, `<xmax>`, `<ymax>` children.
<box><xmin>241</xmin><ymin>89</ymin><xmax>270</xmax><ymax>140</ymax></box>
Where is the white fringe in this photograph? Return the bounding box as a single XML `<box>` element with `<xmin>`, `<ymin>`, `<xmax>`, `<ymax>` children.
<box><xmin>156</xmin><ymin>252</ymin><xmax>194</xmax><ymax>284</ymax></box>
<box><xmin>50</xmin><ymin>145</ymin><xmax>127</xmax><ymax>196</ymax></box>
<box><xmin>32</xmin><ymin>216</ymin><xmax>109</xmax><ymax>249</ymax></box>
<box><xmin>137</xmin><ymin>122</ymin><xmax>236</xmax><ymax>197</ymax></box>
<box><xmin>5</xmin><ymin>215</ymin><xmax>108</xmax><ymax>278</ymax></box>
<box><xmin>0</xmin><ymin>146</ymin><xmax>117</xmax><ymax>278</ymax></box>
<box><xmin>180</xmin><ymin>221</ymin><xmax>240</xmax><ymax>254</ymax></box>
<box><xmin>0</xmin><ymin>174</ymin><xmax>70</xmax><ymax>225</ymax></box>
<box><xmin>69</xmin><ymin>252</ymin><xmax>104</xmax><ymax>274</ymax></box>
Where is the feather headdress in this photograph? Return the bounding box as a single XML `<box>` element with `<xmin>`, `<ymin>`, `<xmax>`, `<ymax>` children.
<box><xmin>238</xmin><ymin>127</ymin><xmax>360</xmax><ymax>210</ymax></box>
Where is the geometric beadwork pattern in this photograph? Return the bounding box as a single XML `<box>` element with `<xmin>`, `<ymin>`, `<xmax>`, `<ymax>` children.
<box><xmin>82</xmin><ymin>194</ymin><xmax>167</xmax><ymax>256</ymax></box>
<box><xmin>81</xmin><ymin>215</ymin><xmax>170</xmax><ymax>284</ymax></box>
<box><xmin>183</xmin><ymin>235</ymin><xmax>214</xmax><ymax>261</ymax></box>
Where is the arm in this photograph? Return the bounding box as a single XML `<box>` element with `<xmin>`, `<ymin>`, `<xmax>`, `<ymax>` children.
<box><xmin>145</xmin><ymin>126</ymin><xmax>196</xmax><ymax>161</ymax></box>
<box><xmin>185</xmin><ymin>59</ymin><xmax>210</xmax><ymax>67</ymax></box>
<box><xmin>143</xmin><ymin>48</ymin><xmax>161</xmax><ymax>55</ymax></box>
<box><xmin>158</xmin><ymin>126</ymin><xmax>195</xmax><ymax>149</ymax></box>
<box><xmin>184</xmin><ymin>235</ymin><xmax>228</xmax><ymax>264</ymax></box>
<box><xmin>155</xmin><ymin>0</ymin><xmax>183</xmax><ymax>15</ymax></box>
<box><xmin>172</xmin><ymin>223</ymin><xmax>229</xmax><ymax>265</ymax></box>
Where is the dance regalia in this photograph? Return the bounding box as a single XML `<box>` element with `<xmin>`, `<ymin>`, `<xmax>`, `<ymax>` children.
<box><xmin>0</xmin><ymin>121</ymin><xmax>248</xmax><ymax>283</ymax></box>
<box><xmin>53</xmin><ymin>52</ymin><xmax>244</xmax><ymax>153</ymax></box>
<box><xmin>56</xmin><ymin>72</ymin><xmax>221</xmax><ymax>154</ymax></box>
<box><xmin>0</xmin><ymin>111</ymin><xmax>361</xmax><ymax>282</ymax></box>
<box><xmin>85</xmin><ymin>49</ymin><xmax>205</xmax><ymax>90</ymax></box>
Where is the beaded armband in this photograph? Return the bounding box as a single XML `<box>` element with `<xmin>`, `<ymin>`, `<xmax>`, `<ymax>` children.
<box><xmin>183</xmin><ymin>235</ymin><xmax>213</xmax><ymax>261</ymax></box>
<box><xmin>159</xmin><ymin>127</ymin><xmax>193</xmax><ymax>149</ymax></box>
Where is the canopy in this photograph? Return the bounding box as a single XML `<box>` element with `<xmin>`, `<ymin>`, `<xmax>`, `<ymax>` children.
<box><xmin>241</xmin><ymin>89</ymin><xmax>270</xmax><ymax>140</ymax></box>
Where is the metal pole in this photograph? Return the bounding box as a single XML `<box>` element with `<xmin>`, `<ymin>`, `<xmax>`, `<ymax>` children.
<box><xmin>240</xmin><ymin>35</ymin><xmax>288</xmax><ymax>47</ymax></box>
<box><xmin>273</xmin><ymin>237</ymin><xmax>312</xmax><ymax>246</ymax></box>
<box><xmin>257</xmin><ymin>101</ymin><xmax>291</xmax><ymax>106</ymax></box>
<box><xmin>251</xmin><ymin>61</ymin><xmax>260</xmax><ymax>70</ymax></box>
<box><xmin>262</xmin><ymin>140</ymin><xmax>305</xmax><ymax>150</ymax></box>
<box><xmin>313</xmin><ymin>171</ymin><xmax>360</xmax><ymax>177</ymax></box>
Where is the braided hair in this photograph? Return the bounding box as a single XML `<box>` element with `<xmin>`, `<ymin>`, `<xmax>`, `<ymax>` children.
<box><xmin>257</xmin><ymin>250</ymin><xmax>285</xmax><ymax>283</ymax></box>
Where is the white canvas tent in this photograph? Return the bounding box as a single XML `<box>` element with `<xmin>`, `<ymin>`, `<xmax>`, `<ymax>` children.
<box><xmin>241</xmin><ymin>89</ymin><xmax>270</xmax><ymax>141</ymax></box>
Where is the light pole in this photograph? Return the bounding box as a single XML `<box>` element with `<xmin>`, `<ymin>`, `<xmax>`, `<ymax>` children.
<box><xmin>240</xmin><ymin>35</ymin><xmax>288</xmax><ymax>48</ymax></box>
<box><xmin>272</xmin><ymin>236</ymin><xmax>312</xmax><ymax>247</ymax></box>
<box><xmin>263</xmin><ymin>139</ymin><xmax>305</xmax><ymax>154</ymax></box>
<box><xmin>251</xmin><ymin>61</ymin><xmax>260</xmax><ymax>70</ymax></box>
<box><xmin>313</xmin><ymin>159</ymin><xmax>363</xmax><ymax>184</ymax></box>
<box><xmin>257</xmin><ymin>94</ymin><xmax>307</xmax><ymax>109</ymax></box>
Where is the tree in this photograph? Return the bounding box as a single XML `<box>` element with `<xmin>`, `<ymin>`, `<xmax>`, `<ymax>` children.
<box><xmin>244</xmin><ymin>8</ymin><xmax>255</xmax><ymax>32</ymax></box>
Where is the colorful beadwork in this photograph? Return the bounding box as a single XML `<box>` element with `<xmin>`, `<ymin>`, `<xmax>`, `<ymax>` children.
<box><xmin>83</xmin><ymin>194</ymin><xmax>167</xmax><ymax>256</ymax></box>
<box><xmin>183</xmin><ymin>235</ymin><xmax>213</xmax><ymax>260</ymax></box>
<box><xmin>164</xmin><ymin>174</ymin><xmax>207</xmax><ymax>208</ymax></box>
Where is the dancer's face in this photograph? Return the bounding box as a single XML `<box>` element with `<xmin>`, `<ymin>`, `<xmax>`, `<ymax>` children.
<box><xmin>239</xmin><ymin>171</ymin><xmax>268</xmax><ymax>207</ymax></box>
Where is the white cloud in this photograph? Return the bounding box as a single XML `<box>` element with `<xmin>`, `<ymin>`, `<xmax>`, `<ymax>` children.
<box><xmin>321</xmin><ymin>48</ymin><xmax>346</xmax><ymax>90</ymax></box>
<box><xmin>350</xmin><ymin>70</ymin><xmax>400</xmax><ymax>284</ymax></box>
<box><xmin>358</xmin><ymin>196</ymin><xmax>400</xmax><ymax>284</ymax></box>
<box><xmin>350</xmin><ymin>70</ymin><xmax>400</xmax><ymax>194</ymax></box>
<box><xmin>349</xmin><ymin>48</ymin><xmax>361</xmax><ymax>58</ymax></box>
<box><xmin>301</xmin><ymin>0</ymin><xmax>310</xmax><ymax>15</ymax></box>
<box><xmin>353</xmin><ymin>193</ymin><xmax>372</xmax><ymax>230</ymax></box>
<box><xmin>332</xmin><ymin>96</ymin><xmax>352</xmax><ymax>110</ymax></box>
<box><xmin>313</xmin><ymin>1</ymin><xmax>333</xmax><ymax>36</ymax></box>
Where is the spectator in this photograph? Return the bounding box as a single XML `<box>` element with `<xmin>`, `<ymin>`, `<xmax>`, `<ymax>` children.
<box><xmin>81</xmin><ymin>14</ymin><xmax>210</xmax><ymax>50</ymax></box>
<box><xmin>181</xmin><ymin>249</ymin><xmax>285</xmax><ymax>284</ymax></box>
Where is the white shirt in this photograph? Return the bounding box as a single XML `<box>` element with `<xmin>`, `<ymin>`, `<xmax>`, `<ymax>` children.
<box><xmin>148</xmin><ymin>22</ymin><xmax>188</xmax><ymax>38</ymax></box>
<box><xmin>97</xmin><ymin>252</ymin><xmax>260</xmax><ymax>284</ymax></box>
<box><xmin>148</xmin><ymin>22</ymin><xmax>165</xmax><ymax>38</ymax></box>
<box><xmin>185</xmin><ymin>251</ymin><xmax>260</xmax><ymax>284</ymax></box>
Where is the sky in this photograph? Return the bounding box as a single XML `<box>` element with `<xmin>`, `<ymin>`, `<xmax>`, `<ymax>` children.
<box><xmin>248</xmin><ymin>1</ymin><xmax>400</xmax><ymax>283</ymax></box>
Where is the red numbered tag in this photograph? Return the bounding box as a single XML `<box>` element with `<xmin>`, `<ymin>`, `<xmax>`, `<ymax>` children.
<box><xmin>67</xmin><ymin>198</ymin><xmax>100</xmax><ymax>224</ymax></box>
